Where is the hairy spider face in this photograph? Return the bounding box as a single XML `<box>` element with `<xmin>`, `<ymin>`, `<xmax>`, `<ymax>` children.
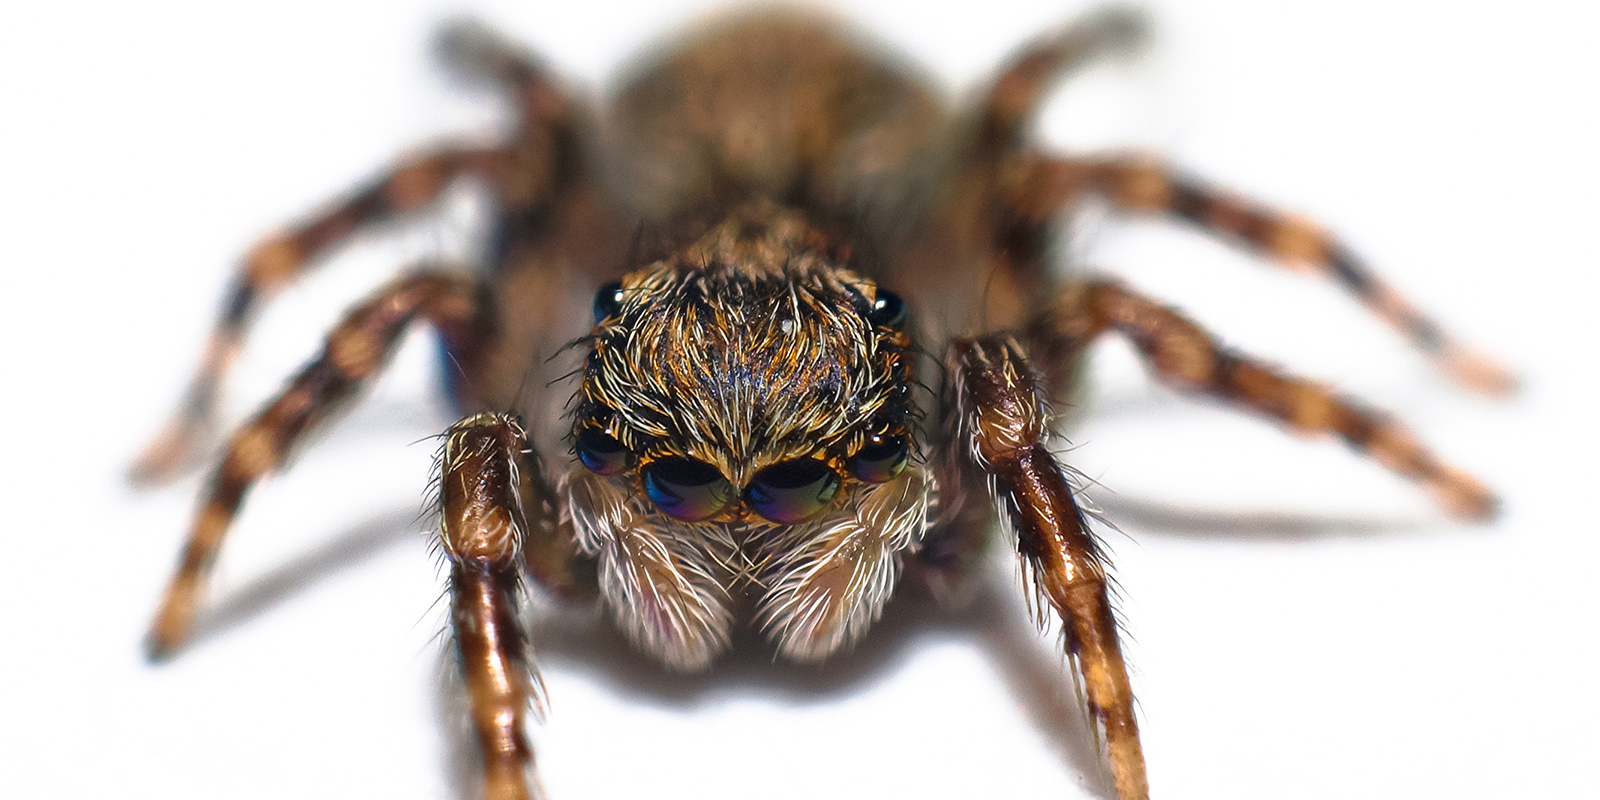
<box><xmin>564</xmin><ymin>206</ymin><xmax>933</xmax><ymax>669</ymax></box>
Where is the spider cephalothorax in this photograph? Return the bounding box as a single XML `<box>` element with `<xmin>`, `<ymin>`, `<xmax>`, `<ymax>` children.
<box><xmin>565</xmin><ymin>204</ymin><xmax>932</xmax><ymax>668</ymax></box>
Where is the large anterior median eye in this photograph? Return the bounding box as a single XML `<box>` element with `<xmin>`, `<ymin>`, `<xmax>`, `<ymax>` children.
<box><xmin>849</xmin><ymin>432</ymin><xmax>908</xmax><ymax>484</ymax></box>
<box><xmin>745</xmin><ymin>459</ymin><xmax>841</xmax><ymax>525</ymax></box>
<box><xmin>642</xmin><ymin>458</ymin><xmax>735</xmax><ymax>522</ymax></box>
<box><xmin>575</xmin><ymin>426</ymin><xmax>632</xmax><ymax>476</ymax></box>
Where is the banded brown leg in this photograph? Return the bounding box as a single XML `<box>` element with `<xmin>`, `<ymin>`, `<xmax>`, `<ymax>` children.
<box><xmin>438</xmin><ymin>413</ymin><xmax>546</xmax><ymax>800</ymax></box>
<box><xmin>1006</xmin><ymin>154</ymin><xmax>1515</xmax><ymax>395</ymax></box>
<box><xmin>146</xmin><ymin>272</ymin><xmax>491</xmax><ymax>658</ymax></box>
<box><xmin>949</xmin><ymin>336</ymin><xmax>1147</xmax><ymax>800</ymax></box>
<box><xmin>131</xmin><ymin>146</ymin><xmax>510</xmax><ymax>484</ymax></box>
<box><xmin>1043</xmin><ymin>278</ymin><xmax>1498</xmax><ymax>519</ymax></box>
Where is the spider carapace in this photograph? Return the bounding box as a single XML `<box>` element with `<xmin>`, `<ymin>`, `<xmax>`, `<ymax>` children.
<box><xmin>136</xmin><ymin>8</ymin><xmax>1510</xmax><ymax>799</ymax></box>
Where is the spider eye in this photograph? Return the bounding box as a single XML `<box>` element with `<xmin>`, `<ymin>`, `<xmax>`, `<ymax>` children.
<box><xmin>850</xmin><ymin>433</ymin><xmax>909</xmax><ymax>484</ymax></box>
<box><xmin>745</xmin><ymin>459</ymin><xmax>841</xmax><ymax>524</ymax></box>
<box><xmin>866</xmin><ymin>289</ymin><xmax>905</xmax><ymax>328</ymax></box>
<box><xmin>575</xmin><ymin>426</ymin><xmax>632</xmax><ymax>476</ymax></box>
<box><xmin>593</xmin><ymin>281</ymin><xmax>624</xmax><ymax>323</ymax></box>
<box><xmin>642</xmin><ymin>458</ymin><xmax>734</xmax><ymax>521</ymax></box>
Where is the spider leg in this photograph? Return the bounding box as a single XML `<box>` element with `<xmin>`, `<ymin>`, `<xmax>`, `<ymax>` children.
<box><xmin>146</xmin><ymin>271</ymin><xmax>492</xmax><ymax>658</ymax></box>
<box><xmin>435</xmin><ymin>17</ymin><xmax>560</xmax><ymax>105</ymax></box>
<box><xmin>977</xmin><ymin>5</ymin><xmax>1150</xmax><ymax>153</ymax></box>
<box><xmin>949</xmin><ymin>336</ymin><xmax>1147</xmax><ymax>800</ymax></box>
<box><xmin>439</xmin><ymin>413</ymin><xmax>560</xmax><ymax>800</ymax></box>
<box><xmin>131</xmin><ymin>146</ymin><xmax>510</xmax><ymax>485</ymax></box>
<box><xmin>1006</xmin><ymin>154</ymin><xmax>1516</xmax><ymax>395</ymax></box>
<box><xmin>433</xmin><ymin>18</ymin><xmax>592</xmax><ymax>215</ymax></box>
<box><xmin>1039</xmin><ymin>278</ymin><xmax>1498</xmax><ymax>519</ymax></box>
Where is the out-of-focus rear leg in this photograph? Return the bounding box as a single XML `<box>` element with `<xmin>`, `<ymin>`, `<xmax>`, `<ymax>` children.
<box><xmin>949</xmin><ymin>336</ymin><xmax>1148</xmax><ymax>800</ymax></box>
<box><xmin>1040</xmin><ymin>278</ymin><xmax>1499</xmax><ymax>519</ymax></box>
<box><xmin>434</xmin><ymin>18</ymin><xmax>592</xmax><ymax>214</ymax></box>
<box><xmin>977</xmin><ymin>5</ymin><xmax>1149</xmax><ymax>153</ymax></box>
<box><xmin>131</xmin><ymin>148</ymin><xmax>510</xmax><ymax>484</ymax></box>
<box><xmin>1007</xmin><ymin>155</ymin><xmax>1516</xmax><ymax>395</ymax></box>
<box><xmin>146</xmin><ymin>272</ymin><xmax>491</xmax><ymax>658</ymax></box>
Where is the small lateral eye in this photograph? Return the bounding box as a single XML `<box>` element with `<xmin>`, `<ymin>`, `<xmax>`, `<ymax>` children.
<box><xmin>593</xmin><ymin>281</ymin><xmax>624</xmax><ymax>324</ymax></box>
<box><xmin>850</xmin><ymin>433</ymin><xmax>908</xmax><ymax>484</ymax></box>
<box><xmin>575</xmin><ymin>426</ymin><xmax>632</xmax><ymax>476</ymax></box>
<box><xmin>642</xmin><ymin>458</ymin><xmax>735</xmax><ymax>522</ymax></box>
<box><xmin>866</xmin><ymin>289</ymin><xmax>905</xmax><ymax>328</ymax></box>
<box><xmin>745</xmin><ymin>459</ymin><xmax>841</xmax><ymax>525</ymax></box>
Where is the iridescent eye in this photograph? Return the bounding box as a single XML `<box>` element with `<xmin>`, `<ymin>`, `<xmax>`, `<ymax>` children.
<box><xmin>867</xmin><ymin>289</ymin><xmax>905</xmax><ymax>328</ymax></box>
<box><xmin>642</xmin><ymin>458</ymin><xmax>734</xmax><ymax>521</ymax></box>
<box><xmin>593</xmin><ymin>281</ymin><xmax>624</xmax><ymax>323</ymax></box>
<box><xmin>745</xmin><ymin>459</ymin><xmax>841</xmax><ymax>525</ymax></box>
<box><xmin>575</xmin><ymin>427</ymin><xmax>632</xmax><ymax>476</ymax></box>
<box><xmin>850</xmin><ymin>433</ymin><xmax>908</xmax><ymax>484</ymax></box>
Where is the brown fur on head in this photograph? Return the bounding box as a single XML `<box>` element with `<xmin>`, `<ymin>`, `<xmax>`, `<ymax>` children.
<box><xmin>564</xmin><ymin>203</ymin><xmax>932</xmax><ymax>669</ymax></box>
<box><xmin>577</xmin><ymin>203</ymin><xmax>912</xmax><ymax>483</ymax></box>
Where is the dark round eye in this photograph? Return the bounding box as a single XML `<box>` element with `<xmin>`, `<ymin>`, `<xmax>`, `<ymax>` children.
<box><xmin>642</xmin><ymin>458</ymin><xmax>734</xmax><ymax>522</ymax></box>
<box><xmin>850</xmin><ymin>433</ymin><xmax>909</xmax><ymax>484</ymax></box>
<box><xmin>867</xmin><ymin>289</ymin><xmax>905</xmax><ymax>328</ymax></box>
<box><xmin>592</xmin><ymin>281</ymin><xmax>624</xmax><ymax>324</ymax></box>
<box><xmin>745</xmin><ymin>459</ymin><xmax>841</xmax><ymax>525</ymax></box>
<box><xmin>575</xmin><ymin>426</ymin><xmax>632</xmax><ymax>476</ymax></box>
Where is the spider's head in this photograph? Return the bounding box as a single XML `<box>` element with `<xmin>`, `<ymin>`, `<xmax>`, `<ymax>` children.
<box><xmin>569</xmin><ymin>206</ymin><xmax>920</xmax><ymax>528</ymax></box>
<box><xmin>563</xmin><ymin>206</ymin><xmax>934</xmax><ymax>667</ymax></box>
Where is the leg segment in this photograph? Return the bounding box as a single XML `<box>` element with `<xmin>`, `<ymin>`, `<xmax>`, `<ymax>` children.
<box><xmin>1041</xmin><ymin>278</ymin><xmax>1498</xmax><ymax>518</ymax></box>
<box><xmin>1006</xmin><ymin>155</ymin><xmax>1515</xmax><ymax>395</ymax></box>
<box><xmin>434</xmin><ymin>18</ymin><xmax>590</xmax><ymax>213</ymax></box>
<box><xmin>435</xmin><ymin>18</ymin><xmax>556</xmax><ymax>102</ymax></box>
<box><xmin>131</xmin><ymin>147</ymin><xmax>509</xmax><ymax>484</ymax></box>
<box><xmin>146</xmin><ymin>272</ymin><xmax>492</xmax><ymax>658</ymax></box>
<box><xmin>949</xmin><ymin>336</ymin><xmax>1147</xmax><ymax>800</ymax></box>
<box><xmin>438</xmin><ymin>413</ymin><xmax>547</xmax><ymax>800</ymax></box>
<box><xmin>977</xmin><ymin>6</ymin><xmax>1149</xmax><ymax>153</ymax></box>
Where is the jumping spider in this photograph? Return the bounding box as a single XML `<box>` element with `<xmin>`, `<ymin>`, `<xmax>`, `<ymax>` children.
<box><xmin>137</xmin><ymin>7</ymin><xmax>1510</xmax><ymax>799</ymax></box>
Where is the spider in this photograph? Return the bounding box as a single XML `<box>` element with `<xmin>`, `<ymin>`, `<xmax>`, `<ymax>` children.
<box><xmin>136</xmin><ymin>7</ymin><xmax>1511</xmax><ymax>799</ymax></box>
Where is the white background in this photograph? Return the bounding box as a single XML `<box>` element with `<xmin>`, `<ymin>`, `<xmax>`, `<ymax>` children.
<box><xmin>1</xmin><ymin>1</ymin><xmax>1596</xmax><ymax>798</ymax></box>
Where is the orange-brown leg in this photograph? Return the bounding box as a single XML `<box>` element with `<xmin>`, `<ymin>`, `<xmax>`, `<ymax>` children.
<box><xmin>1042</xmin><ymin>278</ymin><xmax>1498</xmax><ymax>519</ymax></box>
<box><xmin>131</xmin><ymin>147</ymin><xmax>510</xmax><ymax>484</ymax></box>
<box><xmin>950</xmin><ymin>336</ymin><xmax>1147</xmax><ymax>800</ymax></box>
<box><xmin>145</xmin><ymin>272</ymin><xmax>491</xmax><ymax>658</ymax></box>
<box><xmin>1007</xmin><ymin>154</ymin><xmax>1515</xmax><ymax>396</ymax></box>
<box><xmin>438</xmin><ymin>413</ymin><xmax>547</xmax><ymax>800</ymax></box>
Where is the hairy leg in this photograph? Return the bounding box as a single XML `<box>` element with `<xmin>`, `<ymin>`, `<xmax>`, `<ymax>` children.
<box><xmin>1007</xmin><ymin>154</ymin><xmax>1515</xmax><ymax>395</ymax></box>
<box><xmin>146</xmin><ymin>272</ymin><xmax>491</xmax><ymax>657</ymax></box>
<box><xmin>438</xmin><ymin>413</ymin><xmax>559</xmax><ymax>800</ymax></box>
<box><xmin>132</xmin><ymin>148</ymin><xmax>510</xmax><ymax>484</ymax></box>
<box><xmin>949</xmin><ymin>336</ymin><xmax>1147</xmax><ymax>800</ymax></box>
<box><xmin>1040</xmin><ymin>278</ymin><xmax>1498</xmax><ymax>518</ymax></box>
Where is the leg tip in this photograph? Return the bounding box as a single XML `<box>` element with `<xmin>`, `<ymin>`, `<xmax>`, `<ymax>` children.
<box><xmin>128</xmin><ymin>422</ymin><xmax>210</xmax><ymax>488</ymax></box>
<box><xmin>1083</xmin><ymin>4</ymin><xmax>1153</xmax><ymax>54</ymax></box>
<box><xmin>143</xmin><ymin>629</ymin><xmax>182</xmax><ymax>664</ymax></box>
<box><xmin>1435</xmin><ymin>471</ymin><xmax>1501</xmax><ymax>522</ymax></box>
<box><xmin>1444</xmin><ymin>347</ymin><xmax>1519</xmax><ymax>398</ymax></box>
<box><xmin>146</xmin><ymin>586</ymin><xmax>200</xmax><ymax>663</ymax></box>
